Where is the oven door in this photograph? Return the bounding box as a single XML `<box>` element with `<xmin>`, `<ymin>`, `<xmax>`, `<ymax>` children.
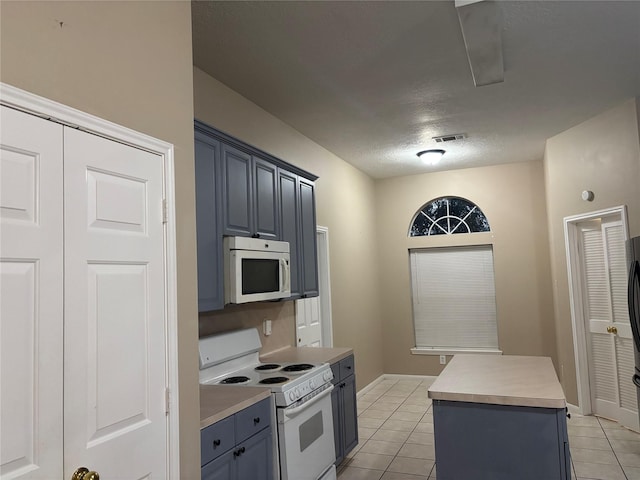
<box><xmin>277</xmin><ymin>385</ymin><xmax>335</xmax><ymax>480</ymax></box>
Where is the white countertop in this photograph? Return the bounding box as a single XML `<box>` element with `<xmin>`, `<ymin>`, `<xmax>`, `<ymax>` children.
<box><xmin>261</xmin><ymin>346</ymin><xmax>353</xmax><ymax>365</ymax></box>
<box><xmin>200</xmin><ymin>385</ymin><xmax>272</xmax><ymax>429</ymax></box>
<box><xmin>427</xmin><ymin>355</ymin><xmax>566</xmax><ymax>409</ymax></box>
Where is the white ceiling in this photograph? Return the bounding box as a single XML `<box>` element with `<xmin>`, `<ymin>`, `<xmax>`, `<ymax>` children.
<box><xmin>192</xmin><ymin>1</ymin><xmax>640</xmax><ymax>179</ymax></box>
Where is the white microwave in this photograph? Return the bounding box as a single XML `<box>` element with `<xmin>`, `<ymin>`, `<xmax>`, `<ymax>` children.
<box><xmin>223</xmin><ymin>236</ymin><xmax>291</xmax><ymax>304</ymax></box>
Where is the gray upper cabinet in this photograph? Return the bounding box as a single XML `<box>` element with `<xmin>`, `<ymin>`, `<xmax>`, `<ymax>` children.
<box><xmin>195</xmin><ymin>131</ymin><xmax>224</xmax><ymax>312</ymax></box>
<box><xmin>221</xmin><ymin>145</ymin><xmax>279</xmax><ymax>240</ymax></box>
<box><xmin>221</xmin><ymin>144</ymin><xmax>253</xmax><ymax>237</ymax></box>
<box><xmin>252</xmin><ymin>157</ymin><xmax>279</xmax><ymax>240</ymax></box>
<box><xmin>278</xmin><ymin>170</ymin><xmax>301</xmax><ymax>296</ymax></box>
<box><xmin>194</xmin><ymin>119</ymin><xmax>318</xmax><ymax>310</ymax></box>
<box><xmin>278</xmin><ymin>171</ymin><xmax>318</xmax><ymax>298</ymax></box>
<box><xmin>299</xmin><ymin>177</ymin><xmax>318</xmax><ymax>297</ymax></box>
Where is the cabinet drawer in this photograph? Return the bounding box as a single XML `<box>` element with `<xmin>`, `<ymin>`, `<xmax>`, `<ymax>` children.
<box><xmin>340</xmin><ymin>356</ymin><xmax>355</xmax><ymax>380</ymax></box>
<box><xmin>330</xmin><ymin>362</ymin><xmax>341</xmax><ymax>385</ymax></box>
<box><xmin>201</xmin><ymin>415</ymin><xmax>235</xmax><ymax>467</ymax></box>
<box><xmin>235</xmin><ymin>398</ymin><xmax>271</xmax><ymax>444</ymax></box>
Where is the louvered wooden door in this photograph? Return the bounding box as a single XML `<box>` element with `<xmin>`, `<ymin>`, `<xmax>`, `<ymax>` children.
<box><xmin>579</xmin><ymin>217</ymin><xmax>638</xmax><ymax>431</ymax></box>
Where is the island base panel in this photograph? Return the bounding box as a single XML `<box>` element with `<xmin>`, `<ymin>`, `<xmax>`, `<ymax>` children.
<box><xmin>433</xmin><ymin>400</ymin><xmax>570</xmax><ymax>480</ymax></box>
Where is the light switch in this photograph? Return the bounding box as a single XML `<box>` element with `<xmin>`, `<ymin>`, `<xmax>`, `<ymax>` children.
<box><xmin>263</xmin><ymin>319</ymin><xmax>272</xmax><ymax>336</ymax></box>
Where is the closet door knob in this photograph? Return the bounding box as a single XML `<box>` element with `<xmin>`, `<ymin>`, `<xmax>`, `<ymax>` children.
<box><xmin>72</xmin><ymin>468</ymin><xmax>100</xmax><ymax>480</ymax></box>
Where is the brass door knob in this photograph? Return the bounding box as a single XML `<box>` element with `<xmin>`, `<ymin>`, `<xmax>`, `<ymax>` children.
<box><xmin>72</xmin><ymin>467</ymin><xmax>100</xmax><ymax>480</ymax></box>
<box><xmin>606</xmin><ymin>326</ymin><xmax>618</xmax><ymax>334</ymax></box>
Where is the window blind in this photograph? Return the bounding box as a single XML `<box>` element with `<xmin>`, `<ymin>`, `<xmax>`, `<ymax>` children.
<box><xmin>410</xmin><ymin>245</ymin><xmax>498</xmax><ymax>350</ymax></box>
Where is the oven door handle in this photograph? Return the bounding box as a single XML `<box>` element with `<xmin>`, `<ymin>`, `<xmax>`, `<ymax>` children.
<box><xmin>284</xmin><ymin>384</ymin><xmax>334</xmax><ymax>418</ymax></box>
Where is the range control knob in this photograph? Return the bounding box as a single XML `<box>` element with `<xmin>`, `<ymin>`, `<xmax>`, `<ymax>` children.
<box><xmin>323</xmin><ymin>371</ymin><xmax>332</xmax><ymax>382</ymax></box>
<box><xmin>288</xmin><ymin>391</ymin><xmax>296</xmax><ymax>402</ymax></box>
<box><xmin>294</xmin><ymin>387</ymin><xmax>301</xmax><ymax>399</ymax></box>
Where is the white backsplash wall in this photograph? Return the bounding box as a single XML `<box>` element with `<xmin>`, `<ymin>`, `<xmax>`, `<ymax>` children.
<box><xmin>198</xmin><ymin>301</ymin><xmax>295</xmax><ymax>355</ymax></box>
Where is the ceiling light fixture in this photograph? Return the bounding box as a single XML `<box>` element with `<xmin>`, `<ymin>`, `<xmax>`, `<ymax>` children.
<box><xmin>417</xmin><ymin>149</ymin><xmax>445</xmax><ymax>165</ymax></box>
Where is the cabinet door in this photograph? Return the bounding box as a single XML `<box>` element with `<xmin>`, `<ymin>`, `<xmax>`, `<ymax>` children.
<box><xmin>195</xmin><ymin>133</ymin><xmax>224</xmax><ymax>311</ymax></box>
<box><xmin>221</xmin><ymin>144</ymin><xmax>252</xmax><ymax>237</ymax></box>
<box><xmin>235</xmin><ymin>427</ymin><xmax>273</xmax><ymax>480</ymax></box>
<box><xmin>342</xmin><ymin>374</ymin><xmax>359</xmax><ymax>457</ymax></box>
<box><xmin>279</xmin><ymin>170</ymin><xmax>301</xmax><ymax>297</ymax></box>
<box><xmin>201</xmin><ymin>416</ymin><xmax>235</xmax><ymax>467</ymax></box>
<box><xmin>201</xmin><ymin>449</ymin><xmax>234</xmax><ymax>480</ymax></box>
<box><xmin>331</xmin><ymin>383</ymin><xmax>344</xmax><ymax>466</ymax></box>
<box><xmin>234</xmin><ymin>398</ymin><xmax>271</xmax><ymax>444</ymax></box>
<box><xmin>253</xmin><ymin>157</ymin><xmax>279</xmax><ymax>240</ymax></box>
<box><xmin>299</xmin><ymin>178</ymin><xmax>318</xmax><ymax>297</ymax></box>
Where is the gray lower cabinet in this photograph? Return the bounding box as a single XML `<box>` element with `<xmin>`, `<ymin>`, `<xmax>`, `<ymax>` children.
<box><xmin>331</xmin><ymin>355</ymin><xmax>358</xmax><ymax>465</ymax></box>
<box><xmin>201</xmin><ymin>398</ymin><xmax>273</xmax><ymax>480</ymax></box>
<box><xmin>278</xmin><ymin>171</ymin><xmax>319</xmax><ymax>298</ymax></box>
<box><xmin>432</xmin><ymin>400</ymin><xmax>571</xmax><ymax>480</ymax></box>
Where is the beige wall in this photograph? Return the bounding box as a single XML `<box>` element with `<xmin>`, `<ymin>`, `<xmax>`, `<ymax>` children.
<box><xmin>544</xmin><ymin>98</ymin><xmax>640</xmax><ymax>405</ymax></box>
<box><xmin>375</xmin><ymin>161</ymin><xmax>557</xmax><ymax>376</ymax></box>
<box><xmin>193</xmin><ymin>67</ymin><xmax>384</xmax><ymax>389</ymax></box>
<box><xmin>0</xmin><ymin>2</ymin><xmax>201</xmax><ymax>478</ymax></box>
<box><xmin>200</xmin><ymin>302</ymin><xmax>296</xmax><ymax>357</ymax></box>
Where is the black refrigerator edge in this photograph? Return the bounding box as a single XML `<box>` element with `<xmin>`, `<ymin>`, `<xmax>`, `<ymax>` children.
<box><xmin>628</xmin><ymin>235</ymin><xmax>640</xmax><ymax>421</ymax></box>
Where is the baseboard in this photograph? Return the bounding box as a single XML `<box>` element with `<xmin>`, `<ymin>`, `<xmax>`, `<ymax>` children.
<box><xmin>567</xmin><ymin>403</ymin><xmax>582</xmax><ymax>416</ymax></box>
<box><xmin>357</xmin><ymin>373</ymin><xmax>438</xmax><ymax>399</ymax></box>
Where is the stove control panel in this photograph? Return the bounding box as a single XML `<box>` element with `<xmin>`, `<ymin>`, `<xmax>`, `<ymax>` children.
<box><xmin>276</xmin><ymin>366</ymin><xmax>334</xmax><ymax>406</ymax></box>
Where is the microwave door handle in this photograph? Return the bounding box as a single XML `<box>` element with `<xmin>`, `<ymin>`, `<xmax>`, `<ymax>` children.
<box><xmin>280</xmin><ymin>258</ymin><xmax>289</xmax><ymax>292</ymax></box>
<box><xmin>630</xmin><ymin>260</ymin><xmax>640</xmax><ymax>351</ymax></box>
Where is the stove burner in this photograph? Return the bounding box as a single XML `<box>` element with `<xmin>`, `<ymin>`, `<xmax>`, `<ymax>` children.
<box><xmin>255</xmin><ymin>364</ymin><xmax>281</xmax><ymax>371</ymax></box>
<box><xmin>282</xmin><ymin>363</ymin><xmax>314</xmax><ymax>373</ymax></box>
<box><xmin>259</xmin><ymin>376</ymin><xmax>289</xmax><ymax>385</ymax></box>
<box><xmin>220</xmin><ymin>376</ymin><xmax>250</xmax><ymax>384</ymax></box>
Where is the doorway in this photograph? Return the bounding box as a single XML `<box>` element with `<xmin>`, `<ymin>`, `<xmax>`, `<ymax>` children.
<box><xmin>295</xmin><ymin>226</ymin><xmax>333</xmax><ymax>347</ymax></box>
<box><xmin>565</xmin><ymin>206</ymin><xmax>638</xmax><ymax>431</ymax></box>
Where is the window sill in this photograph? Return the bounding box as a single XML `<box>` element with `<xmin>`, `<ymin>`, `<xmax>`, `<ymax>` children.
<box><xmin>410</xmin><ymin>347</ymin><xmax>503</xmax><ymax>356</ymax></box>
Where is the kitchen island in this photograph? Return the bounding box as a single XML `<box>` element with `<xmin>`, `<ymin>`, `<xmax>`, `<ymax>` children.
<box><xmin>427</xmin><ymin>355</ymin><xmax>570</xmax><ymax>480</ymax></box>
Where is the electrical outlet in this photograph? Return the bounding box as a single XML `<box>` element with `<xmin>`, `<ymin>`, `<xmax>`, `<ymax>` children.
<box><xmin>440</xmin><ymin>355</ymin><xmax>446</xmax><ymax>365</ymax></box>
<box><xmin>263</xmin><ymin>319</ymin><xmax>272</xmax><ymax>336</ymax></box>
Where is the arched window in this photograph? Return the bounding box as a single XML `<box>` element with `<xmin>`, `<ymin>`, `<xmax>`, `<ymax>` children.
<box><xmin>409</xmin><ymin>196</ymin><xmax>490</xmax><ymax>237</ymax></box>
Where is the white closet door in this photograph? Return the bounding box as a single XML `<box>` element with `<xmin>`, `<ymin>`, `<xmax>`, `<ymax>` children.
<box><xmin>0</xmin><ymin>107</ymin><xmax>64</xmax><ymax>478</ymax></box>
<box><xmin>581</xmin><ymin>218</ymin><xmax>638</xmax><ymax>431</ymax></box>
<box><xmin>604</xmin><ymin>220</ymin><xmax>638</xmax><ymax>430</ymax></box>
<box><xmin>63</xmin><ymin>128</ymin><xmax>167</xmax><ymax>478</ymax></box>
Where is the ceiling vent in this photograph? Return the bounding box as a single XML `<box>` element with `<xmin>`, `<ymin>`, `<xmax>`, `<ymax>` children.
<box><xmin>433</xmin><ymin>133</ymin><xmax>466</xmax><ymax>143</ymax></box>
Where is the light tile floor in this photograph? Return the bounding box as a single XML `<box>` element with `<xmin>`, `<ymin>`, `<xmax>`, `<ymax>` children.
<box><xmin>336</xmin><ymin>377</ymin><xmax>640</xmax><ymax>480</ymax></box>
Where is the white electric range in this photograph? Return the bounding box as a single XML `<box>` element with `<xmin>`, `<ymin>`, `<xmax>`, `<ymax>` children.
<box><xmin>199</xmin><ymin>328</ymin><xmax>337</xmax><ymax>480</ymax></box>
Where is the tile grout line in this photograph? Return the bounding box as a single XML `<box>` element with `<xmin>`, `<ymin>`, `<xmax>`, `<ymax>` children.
<box><xmin>345</xmin><ymin>379</ymin><xmax>438</xmax><ymax>479</ymax></box>
<box><xmin>596</xmin><ymin>416</ymin><xmax>629</xmax><ymax>480</ymax></box>
<box><xmin>385</xmin><ymin>382</ymin><xmax>429</xmax><ymax>479</ymax></box>
<box><xmin>357</xmin><ymin>381</ymin><xmax>436</xmax><ymax>479</ymax></box>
